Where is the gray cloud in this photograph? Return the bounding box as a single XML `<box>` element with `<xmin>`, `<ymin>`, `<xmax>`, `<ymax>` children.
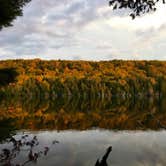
<box><xmin>0</xmin><ymin>0</ymin><xmax>166</xmax><ymax>60</ymax></box>
<box><xmin>0</xmin><ymin>0</ymin><xmax>106</xmax><ymax>59</ymax></box>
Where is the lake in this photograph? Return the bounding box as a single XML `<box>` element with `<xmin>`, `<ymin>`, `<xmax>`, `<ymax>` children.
<box><xmin>0</xmin><ymin>97</ymin><xmax>166</xmax><ymax>166</ymax></box>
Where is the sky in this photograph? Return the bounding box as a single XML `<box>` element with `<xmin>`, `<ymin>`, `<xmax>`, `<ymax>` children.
<box><xmin>0</xmin><ymin>0</ymin><xmax>166</xmax><ymax>60</ymax></box>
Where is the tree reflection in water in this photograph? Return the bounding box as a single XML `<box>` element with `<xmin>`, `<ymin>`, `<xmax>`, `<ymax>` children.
<box><xmin>0</xmin><ymin>134</ymin><xmax>112</xmax><ymax>166</ymax></box>
<box><xmin>0</xmin><ymin>97</ymin><xmax>166</xmax><ymax>131</ymax></box>
<box><xmin>0</xmin><ymin>135</ymin><xmax>59</xmax><ymax>166</ymax></box>
<box><xmin>0</xmin><ymin>97</ymin><xmax>166</xmax><ymax>165</ymax></box>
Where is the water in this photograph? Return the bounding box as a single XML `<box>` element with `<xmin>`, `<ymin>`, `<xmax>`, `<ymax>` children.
<box><xmin>0</xmin><ymin>98</ymin><xmax>166</xmax><ymax>165</ymax></box>
<box><xmin>1</xmin><ymin>130</ymin><xmax>166</xmax><ymax>166</ymax></box>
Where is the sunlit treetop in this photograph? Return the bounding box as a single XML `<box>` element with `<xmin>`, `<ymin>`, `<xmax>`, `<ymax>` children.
<box><xmin>109</xmin><ymin>0</ymin><xmax>165</xmax><ymax>19</ymax></box>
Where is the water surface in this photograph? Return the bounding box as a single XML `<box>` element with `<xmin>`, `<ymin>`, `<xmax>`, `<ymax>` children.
<box><xmin>1</xmin><ymin>129</ymin><xmax>166</xmax><ymax>166</ymax></box>
<box><xmin>0</xmin><ymin>98</ymin><xmax>166</xmax><ymax>165</ymax></box>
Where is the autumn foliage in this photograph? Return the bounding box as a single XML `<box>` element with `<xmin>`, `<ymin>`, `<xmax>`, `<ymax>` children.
<box><xmin>0</xmin><ymin>60</ymin><xmax>166</xmax><ymax>100</ymax></box>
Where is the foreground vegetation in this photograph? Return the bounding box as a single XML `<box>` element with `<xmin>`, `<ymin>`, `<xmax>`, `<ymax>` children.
<box><xmin>0</xmin><ymin>59</ymin><xmax>166</xmax><ymax>100</ymax></box>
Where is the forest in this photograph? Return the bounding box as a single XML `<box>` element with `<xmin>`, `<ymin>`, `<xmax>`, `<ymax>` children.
<box><xmin>0</xmin><ymin>59</ymin><xmax>166</xmax><ymax>100</ymax></box>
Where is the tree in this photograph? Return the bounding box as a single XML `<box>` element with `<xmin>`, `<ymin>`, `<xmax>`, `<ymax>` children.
<box><xmin>0</xmin><ymin>68</ymin><xmax>18</xmax><ymax>86</ymax></box>
<box><xmin>0</xmin><ymin>0</ymin><xmax>31</xmax><ymax>30</ymax></box>
<box><xmin>109</xmin><ymin>0</ymin><xmax>165</xmax><ymax>19</ymax></box>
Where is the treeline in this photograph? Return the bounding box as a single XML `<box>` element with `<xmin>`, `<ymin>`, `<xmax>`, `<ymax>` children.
<box><xmin>1</xmin><ymin>59</ymin><xmax>166</xmax><ymax>100</ymax></box>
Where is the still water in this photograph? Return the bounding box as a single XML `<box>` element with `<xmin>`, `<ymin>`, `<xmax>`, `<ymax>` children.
<box><xmin>1</xmin><ymin>130</ymin><xmax>166</xmax><ymax>166</ymax></box>
<box><xmin>0</xmin><ymin>98</ymin><xmax>166</xmax><ymax>165</ymax></box>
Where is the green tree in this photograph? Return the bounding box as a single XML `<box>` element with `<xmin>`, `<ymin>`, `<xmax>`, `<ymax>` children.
<box><xmin>0</xmin><ymin>68</ymin><xmax>18</xmax><ymax>86</ymax></box>
<box><xmin>0</xmin><ymin>0</ymin><xmax>31</xmax><ymax>29</ymax></box>
<box><xmin>109</xmin><ymin>0</ymin><xmax>165</xmax><ymax>19</ymax></box>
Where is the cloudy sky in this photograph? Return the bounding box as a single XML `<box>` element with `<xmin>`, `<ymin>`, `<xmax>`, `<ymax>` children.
<box><xmin>0</xmin><ymin>0</ymin><xmax>166</xmax><ymax>60</ymax></box>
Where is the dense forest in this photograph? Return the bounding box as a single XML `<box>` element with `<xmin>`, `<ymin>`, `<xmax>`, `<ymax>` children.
<box><xmin>0</xmin><ymin>59</ymin><xmax>166</xmax><ymax>100</ymax></box>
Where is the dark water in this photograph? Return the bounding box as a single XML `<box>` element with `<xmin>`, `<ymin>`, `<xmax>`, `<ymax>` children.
<box><xmin>0</xmin><ymin>97</ymin><xmax>166</xmax><ymax>166</ymax></box>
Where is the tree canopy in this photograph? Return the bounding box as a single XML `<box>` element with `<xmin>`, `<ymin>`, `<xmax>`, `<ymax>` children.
<box><xmin>0</xmin><ymin>68</ymin><xmax>18</xmax><ymax>86</ymax></box>
<box><xmin>109</xmin><ymin>0</ymin><xmax>165</xmax><ymax>19</ymax></box>
<box><xmin>1</xmin><ymin>59</ymin><xmax>166</xmax><ymax>99</ymax></box>
<box><xmin>0</xmin><ymin>0</ymin><xmax>31</xmax><ymax>30</ymax></box>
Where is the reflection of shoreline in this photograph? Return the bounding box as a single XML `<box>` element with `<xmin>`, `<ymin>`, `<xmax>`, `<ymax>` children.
<box><xmin>0</xmin><ymin>119</ymin><xmax>16</xmax><ymax>142</ymax></box>
<box><xmin>0</xmin><ymin>134</ymin><xmax>59</xmax><ymax>166</ymax></box>
<box><xmin>0</xmin><ymin>97</ymin><xmax>166</xmax><ymax>131</ymax></box>
<box><xmin>0</xmin><ymin>132</ymin><xmax>112</xmax><ymax>166</ymax></box>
